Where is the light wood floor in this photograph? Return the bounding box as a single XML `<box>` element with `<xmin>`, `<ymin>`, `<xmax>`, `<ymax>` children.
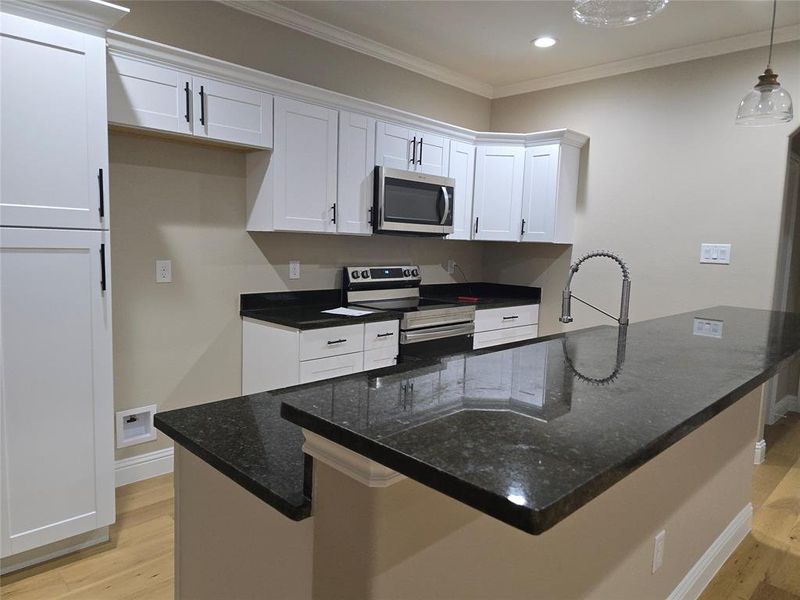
<box><xmin>2</xmin><ymin>414</ymin><xmax>799</xmax><ymax>600</ymax></box>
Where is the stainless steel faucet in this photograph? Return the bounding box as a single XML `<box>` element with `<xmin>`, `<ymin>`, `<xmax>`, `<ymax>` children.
<box><xmin>560</xmin><ymin>250</ymin><xmax>631</xmax><ymax>326</ymax></box>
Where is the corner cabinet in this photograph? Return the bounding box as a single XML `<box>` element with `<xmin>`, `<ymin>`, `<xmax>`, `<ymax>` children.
<box><xmin>108</xmin><ymin>54</ymin><xmax>273</xmax><ymax>149</ymax></box>
<box><xmin>447</xmin><ymin>141</ymin><xmax>476</xmax><ymax>241</ymax></box>
<box><xmin>472</xmin><ymin>146</ymin><xmax>525</xmax><ymax>242</ymax></box>
<box><xmin>0</xmin><ymin>13</ymin><xmax>108</xmax><ymax>230</ymax></box>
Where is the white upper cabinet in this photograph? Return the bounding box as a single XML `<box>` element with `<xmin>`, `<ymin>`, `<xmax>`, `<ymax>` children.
<box><xmin>472</xmin><ymin>145</ymin><xmax>525</xmax><ymax>242</ymax></box>
<box><xmin>1</xmin><ymin>14</ymin><xmax>108</xmax><ymax>230</ymax></box>
<box><xmin>520</xmin><ymin>143</ymin><xmax>580</xmax><ymax>244</ymax></box>
<box><xmin>337</xmin><ymin>111</ymin><xmax>376</xmax><ymax>235</ymax></box>
<box><xmin>108</xmin><ymin>54</ymin><xmax>192</xmax><ymax>136</ymax></box>
<box><xmin>520</xmin><ymin>144</ymin><xmax>559</xmax><ymax>243</ymax></box>
<box><xmin>272</xmin><ymin>97</ymin><xmax>339</xmax><ymax>233</ymax></box>
<box><xmin>1</xmin><ymin>228</ymin><xmax>114</xmax><ymax>558</ymax></box>
<box><xmin>192</xmin><ymin>76</ymin><xmax>273</xmax><ymax>148</ymax></box>
<box><xmin>107</xmin><ymin>55</ymin><xmax>273</xmax><ymax>149</ymax></box>
<box><xmin>447</xmin><ymin>140</ymin><xmax>476</xmax><ymax>241</ymax></box>
<box><xmin>375</xmin><ymin>122</ymin><xmax>450</xmax><ymax>176</ymax></box>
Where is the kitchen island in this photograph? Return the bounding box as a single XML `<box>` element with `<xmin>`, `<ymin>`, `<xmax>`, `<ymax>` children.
<box><xmin>156</xmin><ymin>306</ymin><xmax>800</xmax><ymax>600</ymax></box>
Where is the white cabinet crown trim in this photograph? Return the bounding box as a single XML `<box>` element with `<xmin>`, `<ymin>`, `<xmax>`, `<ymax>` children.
<box><xmin>105</xmin><ymin>31</ymin><xmax>588</xmax><ymax>149</ymax></box>
<box><xmin>1</xmin><ymin>0</ymin><xmax>128</xmax><ymax>35</ymax></box>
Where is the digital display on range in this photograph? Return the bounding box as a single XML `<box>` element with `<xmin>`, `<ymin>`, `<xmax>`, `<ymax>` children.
<box><xmin>370</xmin><ymin>267</ymin><xmax>404</xmax><ymax>279</ymax></box>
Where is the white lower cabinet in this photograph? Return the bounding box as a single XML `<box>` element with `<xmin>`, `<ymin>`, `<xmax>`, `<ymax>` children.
<box><xmin>473</xmin><ymin>305</ymin><xmax>539</xmax><ymax>350</ymax></box>
<box><xmin>0</xmin><ymin>228</ymin><xmax>114</xmax><ymax>558</ymax></box>
<box><xmin>242</xmin><ymin>319</ymin><xmax>399</xmax><ymax>394</ymax></box>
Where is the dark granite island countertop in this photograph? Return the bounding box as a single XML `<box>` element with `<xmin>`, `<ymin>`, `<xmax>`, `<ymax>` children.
<box><xmin>279</xmin><ymin>306</ymin><xmax>800</xmax><ymax>534</ymax></box>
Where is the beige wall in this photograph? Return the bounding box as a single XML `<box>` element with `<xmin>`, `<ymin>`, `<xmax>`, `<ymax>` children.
<box><xmin>113</xmin><ymin>1</ymin><xmax>490</xmax><ymax>131</ymax></box>
<box><xmin>488</xmin><ymin>42</ymin><xmax>800</xmax><ymax>335</ymax></box>
<box><xmin>110</xmin><ymin>133</ymin><xmax>484</xmax><ymax>459</ymax></box>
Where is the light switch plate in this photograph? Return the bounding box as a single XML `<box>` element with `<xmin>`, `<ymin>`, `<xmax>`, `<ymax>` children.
<box><xmin>700</xmin><ymin>243</ymin><xmax>731</xmax><ymax>264</ymax></box>
<box><xmin>155</xmin><ymin>260</ymin><xmax>172</xmax><ymax>283</ymax></box>
<box><xmin>652</xmin><ymin>529</ymin><xmax>666</xmax><ymax>573</ymax></box>
<box><xmin>289</xmin><ymin>260</ymin><xmax>300</xmax><ymax>280</ymax></box>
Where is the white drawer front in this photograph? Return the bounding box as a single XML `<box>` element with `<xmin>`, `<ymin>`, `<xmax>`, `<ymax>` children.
<box><xmin>474</xmin><ymin>304</ymin><xmax>539</xmax><ymax>333</ymax></box>
<box><xmin>364</xmin><ymin>320</ymin><xmax>400</xmax><ymax>352</ymax></box>
<box><xmin>364</xmin><ymin>346</ymin><xmax>398</xmax><ymax>371</ymax></box>
<box><xmin>473</xmin><ymin>324</ymin><xmax>538</xmax><ymax>350</ymax></box>
<box><xmin>299</xmin><ymin>324</ymin><xmax>364</xmax><ymax>361</ymax></box>
<box><xmin>299</xmin><ymin>353</ymin><xmax>364</xmax><ymax>384</ymax></box>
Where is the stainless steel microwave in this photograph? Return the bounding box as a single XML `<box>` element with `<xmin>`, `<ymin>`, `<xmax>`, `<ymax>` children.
<box><xmin>373</xmin><ymin>167</ymin><xmax>455</xmax><ymax>236</ymax></box>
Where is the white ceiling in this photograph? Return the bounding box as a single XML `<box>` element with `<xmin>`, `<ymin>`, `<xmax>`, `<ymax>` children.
<box><xmin>223</xmin><ymin>0</ymin><xmax>800</xmax><ymax>98</ymax></box>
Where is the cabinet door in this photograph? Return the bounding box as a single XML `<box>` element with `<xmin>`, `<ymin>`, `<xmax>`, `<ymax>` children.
<box><xmin>375</xmin><ymin>122</ymin><xmax>414</xmax><ymax>170</ymax></box>
<box><xmin>192</xmin><ymin>77</ymin><xmax>273</xmax><ymax>149</ymax></box>
<box><xmin>447</xmin><ymin>141</ymin><xmax>476</xmax><ymax>240</ymax></box>
<box><xmin>0</xmin><ymin>228</ymin><xmax>114</xmax><ymax>557</ymax></box>
<box><xmin>337</xmin><ymin>111</ymin><xmax>376</xmax><ymax>235</ymax></box>
<box><xmin>0</xmin><ymin>14</ymin><xmax>107</xmax><ymax>230</ymax></box>
<box><xmin>107</xmin><ymin>54</ymin><xmax>192</xmax><ymax>137</ymax></box>
<box><xmin>521</xmin><ymin>144</ymin><xmax>560</xmax><ymax>243</ymax></box>
<box><xmin>415</xmin><ymin>131</ymin><xmax>450</xmax><ymax>176</ymax></box>
<box><xmin>472</xmin><ymin>145</ymin><xmax>525</xmax><ymax>242</ymax></box>
<box><xmin>272</xmin><ymin>97</ymin><xmax>338</xmax><ymax>232</ymax></box>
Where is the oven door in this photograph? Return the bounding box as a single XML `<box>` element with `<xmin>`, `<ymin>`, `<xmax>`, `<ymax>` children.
<box><xmin>400</xmin><ymin>322</ymin><xmax>475</xmax><ymax>358</ymax></box>
<box><xmin>375</xmin><ymin>167</ymin><xmax>455</xmax><ymax>236</ymax></box>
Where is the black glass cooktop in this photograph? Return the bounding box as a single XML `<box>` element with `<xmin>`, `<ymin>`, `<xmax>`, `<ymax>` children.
<box><xmin>352</xmin><ymin>297</ymin><xmax>459</xmax><ymax>312</ymax></box>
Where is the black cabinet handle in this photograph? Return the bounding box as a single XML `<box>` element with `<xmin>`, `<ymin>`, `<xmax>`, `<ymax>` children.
<box><xmin>99</xmin><ymin>243</ymin><xmax>107</xmax><ymax>292</ymax></box>
<box><xmin>474</xmin><ymin>217</ymin><xmax>479</xmax><ymax>234</ymax></box>
<box><xmin>418</xmin><ymin>137</ymin><xmax>423</xmax><ymax>164</ymax></box>
<box><xmin>327</xmin><ymin>339</ymin><xmax>347</xmax><ymax>345</ymax></box>
<box><xmin>377</xmin><ymin>332</ymin><xmax>394</xmax><ymax>338</ymax></box>
<box><xmin>368</xmin><ymin>206</ymin><xmax>373</xmax><ymax>226</ymax></box>
<box><xmin>410</xmin><ymin>136</ymin><xmax>416</xmax><ymax>164</ymax></box>
<box><xmin>97</xmin><ymin>168</ymin><xmax>104</xmax><ymax>218</ymax></box>
<box><xmin>521</xmin><ymin>218</ymin><xmax>526</xmax><ymax>236</ymax></box>
<box><xmin>184</xmin><ymin>82</ymin><xmax>190</xmax><ymax>122</ymax></box>
<box><xmin>331</xmin><ymin>203</ymin><xmax>336</xmax><ymax>224</ymax></box>
<box><xmin>503</xmin><ymin>315</ymin><xmax>519</xmax><ymax>321</ymax></box>
<box><xmin>199</xmin><ymin>85</ymin><xmax>205</xmax><ymax>125</ymax></box>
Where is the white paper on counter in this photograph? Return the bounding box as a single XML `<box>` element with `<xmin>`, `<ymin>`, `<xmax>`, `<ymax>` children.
<box><xmin>322</xmin><ymin>307</ymin><xmax>375</xmax><ymax>317</ymax></box>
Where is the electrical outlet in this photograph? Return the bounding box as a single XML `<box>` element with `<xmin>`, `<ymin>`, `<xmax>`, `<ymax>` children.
<box><xmin>289</xmin><ymin>260</ymin><xmax>301</xmax><ymax>280</ymax></box>
<box><xmin>652</xmin><ymin>529</ymin><xmax>666</xmax><ymax>573</ymax></box>
<box><xmin>693</xmin><ymin>318</ymin><xmax>724</xmax><ymax>338</ymax></box>
<box><xmin>447</xmin><ymin>259</ymin><xmax>456</xmax><ymax>274</ymax></box>
<box><xmin>700</xmin><ymin>243</ymin><xmax>731</xmax><ymax>264</ymax></box>
<box><xmin>155</xmin><ymin>260</ymin><xmax>172</xmax><ymax>283</ymax></box>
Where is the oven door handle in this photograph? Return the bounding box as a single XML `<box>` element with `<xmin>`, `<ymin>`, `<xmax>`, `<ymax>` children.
<box><xmin>401</xmin><ymin>322</ymin><xmax>474</xmax><ymax>344</ymax></box>
<box><xmin>439</xmin><ymin>186</ymin><xmax>450</xmax><ymax>225</ymax></box>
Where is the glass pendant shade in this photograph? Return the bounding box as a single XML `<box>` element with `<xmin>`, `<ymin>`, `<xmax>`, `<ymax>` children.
<box><xmin>736</xmin><ymin>69</ymin><xmax>794</xmax><ymax>126</ymax></box>
<box><xmin>572</xmin><ymin>0</ymin><xmax>669</xmax><ymax>28</ymax></box>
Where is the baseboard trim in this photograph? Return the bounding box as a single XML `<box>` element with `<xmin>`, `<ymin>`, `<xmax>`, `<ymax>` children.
<box><xmin>754</xmin><ymin>439</ymin><xmax>767</xmax><ymax>465</ymax></box>
<box><xmin>115</xmin><ymin>447</ymin><xmax>174</xmax><ymax>487</ymax></box>
<box><xmin>768</xmin><ymin>394</ymin><xmax>800</xmax><ymax>425</ymax></box>
<box><xmin>0</xmin><ymin>527</ymin><xmax>109</xmax><ymax>575</ymax></box>
<box><xmin>667</xmin><ymin>503</ymin><xmax>753</xmax><ymax>600</ymax></box>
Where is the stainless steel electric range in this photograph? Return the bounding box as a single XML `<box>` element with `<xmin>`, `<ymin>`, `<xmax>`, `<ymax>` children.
<box><xmin>343</xmin><ymin>265</ymin><xmax>475</xmax><ymax>359</ymax></box>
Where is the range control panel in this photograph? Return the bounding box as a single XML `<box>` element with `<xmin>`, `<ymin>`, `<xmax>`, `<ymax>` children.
<box><xmin>345</xmin><ymin>265</ymin><xmax>420</xmax><ymax>283</ymax></box>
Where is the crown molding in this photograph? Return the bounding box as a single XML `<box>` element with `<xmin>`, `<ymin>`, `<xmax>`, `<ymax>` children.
<box><xmin>0</xmin><ymin>0</ymin><xmax>128</xmax><ymax>35</ymax></box>
<box><xmin>216</xmin><ymin>1</ymin><xmax>800</xmax><ymax>101</ymax></box>
<box><xmin>217</xmin><ymin>0</ymin><xmax>493</xmax><ymax>98</ymax></box>
<box><xmin>490</xmin><ymin>24</ymin><xmax>800</xmax><ymax>98</ymax></box>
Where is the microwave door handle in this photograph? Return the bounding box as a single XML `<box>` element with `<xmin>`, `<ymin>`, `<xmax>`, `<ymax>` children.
<box><xmin>440</xmin><ymin>186</ymin><xmax>450</xmax><ymax>225</ymax></box>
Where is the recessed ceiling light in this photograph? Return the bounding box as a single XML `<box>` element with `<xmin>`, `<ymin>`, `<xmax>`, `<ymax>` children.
<box><xmin>532</xmin><ymin>36</ymin><xmax>557</xmax><ymax>49</ymax></box>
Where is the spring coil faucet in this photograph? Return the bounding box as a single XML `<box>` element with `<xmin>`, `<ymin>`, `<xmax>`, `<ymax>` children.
<box><xmin>560</xmin><ymin>250</ymin><xmax>631</xmax><ymax>326</ymax></box>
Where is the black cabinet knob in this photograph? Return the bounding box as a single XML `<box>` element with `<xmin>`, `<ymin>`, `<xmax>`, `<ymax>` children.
<box><xmin>361</xmin><ymin>270</ymin><xmax>370</xmax><ymax>278</ymax></box>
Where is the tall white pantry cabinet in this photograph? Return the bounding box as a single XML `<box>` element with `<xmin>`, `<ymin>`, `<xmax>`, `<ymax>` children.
<box><xmin>0</xmin><ymin>1</ymin><xmax>127</xmax><ymax>569</ymax></box>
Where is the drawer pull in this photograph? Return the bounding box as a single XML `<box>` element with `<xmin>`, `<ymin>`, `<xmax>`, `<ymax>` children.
<box><xmin>327</xmin><ymin>338</ymin><xmax>347</xmax><ymax>345</ymax></box>
<box><xmin>376</xmin><ymin>332</ymin><xmax>394</xmax><ymax>338</ymax></box>
<box><xmin>502</xmin><ymin>315</ymin><xmax>519</xmax><ymax>320</ymax></box>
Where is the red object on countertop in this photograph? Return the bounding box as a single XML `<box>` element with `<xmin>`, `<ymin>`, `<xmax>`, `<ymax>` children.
<box><xmin>457</xmin><ymin>296</ymin><xmax>480</xmax><ymax>303</ymax></box>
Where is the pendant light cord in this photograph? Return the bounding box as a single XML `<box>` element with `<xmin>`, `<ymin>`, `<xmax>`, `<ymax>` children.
<box><xmin>767</xmin><ymin>0</ymin><xmax>776</xmax><ymax>68</ymax></box>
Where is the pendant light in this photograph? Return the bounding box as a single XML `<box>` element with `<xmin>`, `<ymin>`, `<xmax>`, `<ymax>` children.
<box><xmin>735</xmin><ymin>0</ymin><xmax>793</xmax><ymax>126</ymax></box>
<box><xmin>572</xmin><ymin>0</ymin><xmax>669</xmax><ymax>28</ymax></box>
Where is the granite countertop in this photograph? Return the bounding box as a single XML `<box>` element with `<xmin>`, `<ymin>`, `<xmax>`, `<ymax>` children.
<box><xmin>421</xmin><ymin>282</ymin><xmax>541</xmax><ymax>309</ymax></box>
<box><xmin>240</xmin><ymin>289</ymin><xmax>402</xmax><ymax>330</ymax></box>
<box><xmin>278</xmin><ymin>306</ymin><xmax>800</xmax><ymax>534</ymax></box>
